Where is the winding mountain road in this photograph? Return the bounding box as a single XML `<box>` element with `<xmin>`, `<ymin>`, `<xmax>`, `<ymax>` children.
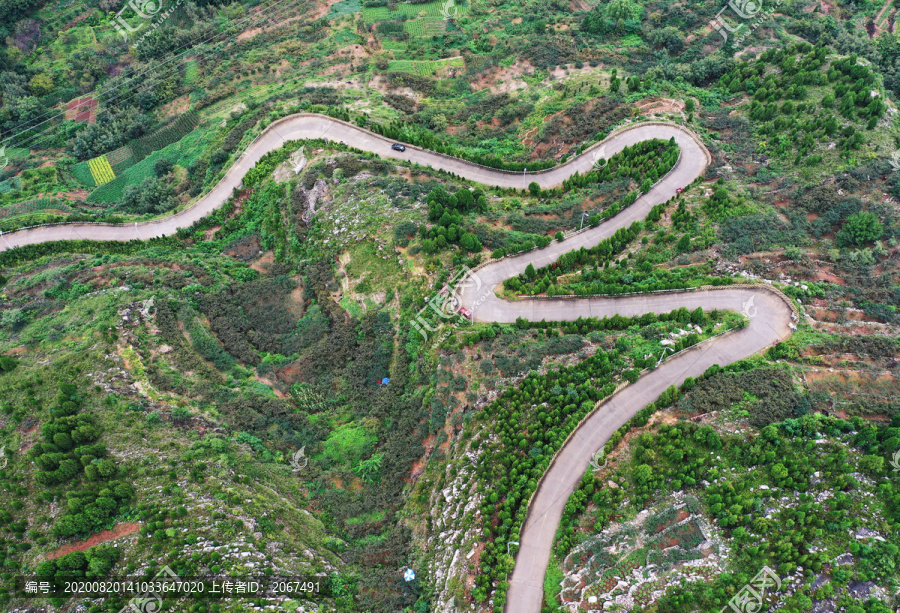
<box><xmin>0</xmin><ymin>114</ymin><xmax>795</xmax><ymax>611</ymax></box>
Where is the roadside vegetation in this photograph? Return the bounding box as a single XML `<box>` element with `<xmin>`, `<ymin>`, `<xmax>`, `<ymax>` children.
<box><xmin>2</xmin><ymin>0</ymin><xmax>900</xmax><ymax>611</ymax></box>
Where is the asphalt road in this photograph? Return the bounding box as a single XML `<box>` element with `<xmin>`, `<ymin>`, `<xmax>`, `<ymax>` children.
<box><xmin>452</xmin><ymin>124</ymin><xmax>795</xmax><ymax>613</ymax></box>
<box><xmin>0</xmin><ymin>114</ymin><xmax>699</xmax><ymax>251</ymax></box>
<box><xmin>0</xmin><ymin>114</ymin><xmax>795</xmax><ymax>611</ymax></box>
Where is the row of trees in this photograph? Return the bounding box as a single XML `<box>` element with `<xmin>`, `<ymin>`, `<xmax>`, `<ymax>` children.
<box><xmin>369</xmin><ymin>118</ymin><xmax>555</xmax><ymax>173</ymax></box>
<box><xmin>413</xmin><ymin>139</ymin><xmax>678</xmax><ymax>257</ymax></box>
<box><xmin>472</xmin><ymin>349</ymin><xmax>620</xmax><ymax>608</ymax></box>
<box><xmin>558</xmin><ymin>138</ymin><xmax>679</xmax><ymax>195</ymax></box>
<box><xmin>504</xmin><ymin>216</ymin><xmax>651</xmax><ymax>294</ymax></box>
<box><xmin>470</xmin><ymin>309</ymin><xmax>719</xmax><ymax>610</ymax></box>
<box><xmin>24</xmin><ymin>382</ymin><xmax>135</xmax><ymax>539</ymax></box>
<box><xmin>421</xmin><ymin>186</ymin><xmax>488</xmax><ymax>253</ymax></box>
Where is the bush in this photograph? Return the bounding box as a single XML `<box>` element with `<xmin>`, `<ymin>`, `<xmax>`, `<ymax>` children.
<box><xmin>0</xmin><ymin>355</ymin><xmax>17</xmax><ymax>373</ymax></box>
<box><xmin>837</xmin><ymin>212</ymin><xmax>883</xmax><ymax>247</ymax></box>
<box><xmin>153</xmin><ymin>158</ymin><xmax>175</xmax><ymax>177</ymax></box>
<box><xmin>120</xmin><ymin>177</ymin><xmax>178</xmax><ymax>215</ymax></box>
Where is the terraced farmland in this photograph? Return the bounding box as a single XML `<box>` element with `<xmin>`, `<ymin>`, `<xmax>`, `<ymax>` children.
<box><xmin>388</xmin><ymin>57</ymin><xmax>464</xmax><ymax>76</ymax></box>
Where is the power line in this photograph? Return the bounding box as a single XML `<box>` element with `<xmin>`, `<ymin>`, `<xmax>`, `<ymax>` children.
<box><xmin>1</xmin><ymin>0</ymin><xmax>300</xmax><ymax>143</ymax></box>
<box><xmin>0</xmin><ymin>0</ymin><xmax>302</xmax><ymax>150</ymax></box>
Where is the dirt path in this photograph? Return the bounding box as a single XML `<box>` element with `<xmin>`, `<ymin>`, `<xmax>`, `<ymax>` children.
<box><xmin>45</xmin><ymin>522</ymin><xmax>140</xmax><ymax>560</ymax></box>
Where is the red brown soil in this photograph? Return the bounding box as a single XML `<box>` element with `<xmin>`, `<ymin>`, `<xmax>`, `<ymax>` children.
<box><xmin>469</xmin><ymin>61</ymin><xmax>533</xmax><ymax>94</ymax></box>
<box><xmin>160</xmin><ymin>95</ymin><xmax>191</xmax><ymax>118</ymax></box>
<box><xmin>805</xmin><ymin>369</ymin><xmax>895</xmax><ymax>383</ymax></box>
<box><xmin>276</xmin><ymin>359</ymin><xmax>305</xmax><ymax>383</ymax></box>
<box><xmin>66</xmin><ymin>97</ymin><xmax>98</xmax><ymax>123</ymax></box>
<box><xmin>237</xmin><ymin>26</ymin><xmax>263</xmax><ymax>42</ymax></box>
<box><xmin>813</xmin><ymin>270</ymin><xmax>845</xmax><ymax>285</ymax></box>
<box><xmin>46</xmin><ymin>522</ymin><xmax>140</xmax><ymax>560</ymax></box>
<box><xmin>636</xmin><ymin>98</ymin><xmax>684</xmax><ymax>116</ymax></box>
<box><xmin>653</xmin><ymin>509</ymin><xmax>690</xmax><ymax>534</ymax></box>
<box><xmin>409</xmin><ymin>433</ymin><xmax>436</xmax><ymax>480</ymax></box>
<box><xmin>251</xmin><ymin>251</ymin><xmax>276</xmax><ymax>273</ymax></box>
<box><xmin>59</xmin><ymin>189</ymin><xmax>91</xmax><ymax>201</ymax></box>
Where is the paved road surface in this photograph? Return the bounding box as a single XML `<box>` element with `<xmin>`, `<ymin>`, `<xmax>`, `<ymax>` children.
<box><xmin>0</xmin><ymin>114</ymin><xmax>795</xmax><ymax>612</ymax></box>
<box><xmin>0</xmin><ymin>114</ymin><xmax>695</xmax><ymax>251</ymax></box>
<box><xmin>453</xmin><ymin>123</ymin><xmax>795</xmax><ymax>612</ymax></box>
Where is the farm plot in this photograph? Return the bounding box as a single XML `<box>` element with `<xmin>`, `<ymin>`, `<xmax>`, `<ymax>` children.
<box><xmin>363</xmin><ymin>0</ymin><xmax>466</xmax><ymax>37</ymax></box>
<box><xmin>184</xmin><ymin>60</ymin><xmax>200</xmax><ymax>85</ymax></box>
<box><xmin>87</xmin><ymin>119</ymin><xmax>214</xmax><ymax>204</ymax></box>
<box><xmin>107</xmin><ymin>146</ymin><xmax>135</xmax><ymax>173</ymax></box>
<box><xmin>388</xmin><ymin>57</ymin><xmax>464</xmax><ymax>76</ymax></box>
<box><xmin>0</xmin><ymin>197</ymin><xmax>74</xmax><ymax>221</ymax></box>
<box><xmin>65</xmin><ymin>96</ymin><xmax>98</xmax><ymax>123</ymax></box>
<box><xmin>87</xmin><ymin>156</ymin><xmax>116</xmax><ymax>185</ymax></box>
<box><xmin>131</xmin><ymin>111</ymin><xmax>201</xmax><ymax>162</ymax></box>
<box><xmin>70</xmin><ymin>160</ymin><xmax>95</xmax><ymax>187</ymax></box>
<box><xmin>75</xmin><ymin>112</ymin><xmax>202</xmax><ymax>191</ymax></box>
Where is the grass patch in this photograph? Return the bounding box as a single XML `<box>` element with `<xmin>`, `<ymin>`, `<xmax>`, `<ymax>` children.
<box><xmin>544</xmin><ymin>554</ymin><xmax>564</xmax><ymax>605</ymax></box>
<box><xmin>344</xmin><ymin>240</ymin><xmax>404</xmax><ymax>295</ymax></box>
<box><xmin>328</xmin><ymin>0</ymin><xmax>361</xmax><ymax>17</ymax></box>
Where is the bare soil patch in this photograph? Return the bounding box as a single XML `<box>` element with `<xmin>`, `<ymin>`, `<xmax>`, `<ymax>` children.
<box><xmin>46</xmin><ymin>523</ymin><xmax>140</xmax><ymax>560</ymax></box>
<box><xmin>251</xmin><ymin>251</ymin><xmax>276</xmax><ymax>273</ymax></box>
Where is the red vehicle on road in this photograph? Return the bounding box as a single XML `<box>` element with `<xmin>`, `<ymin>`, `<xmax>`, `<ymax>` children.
<box><xmin>676</xmin><ymin>187</ymin><xmax>684</xmax><ymax>194</ymax></box>
<box><xmin>458</xmin><ymin>307</ymin><xmax>472</xmax><ymax>320</ymax></box>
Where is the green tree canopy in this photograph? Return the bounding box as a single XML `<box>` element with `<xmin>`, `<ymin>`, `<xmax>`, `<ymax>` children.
<box><xmin>838</xmin><ymin>211</ymin><xmax>883</xmax><ymax>246</ymax></box>
<box><xmin>605</xmin><ymin>0</ymin><xmax>641</xmax><ymax>22</ymax></box>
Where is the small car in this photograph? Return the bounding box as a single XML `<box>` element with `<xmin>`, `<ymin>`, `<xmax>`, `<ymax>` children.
<box><xmin>391</xmin><ymin>143</ymin><xmax>406</xmax><ymax>152</ymax></box>
<box><xmin>458</xmin><ymin>307</ymin><xmax>472</xmax><ymax>320</ymax></box>
<box><xmin>676</xmin><ymin>187</ymin><xmax>684</xmax><ymax>194</ymax></box>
